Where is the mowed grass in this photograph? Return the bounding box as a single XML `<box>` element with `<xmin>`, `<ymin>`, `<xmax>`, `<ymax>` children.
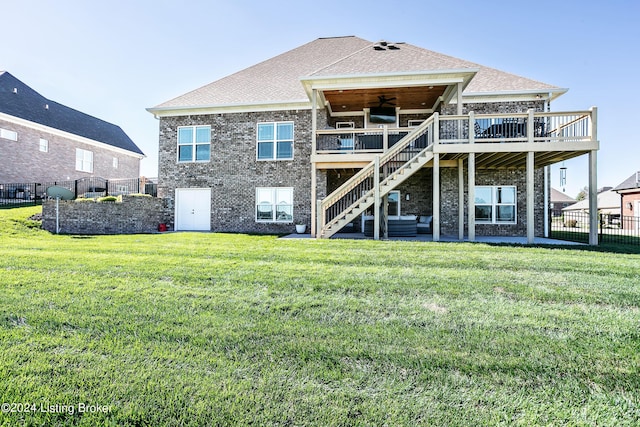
<box><xmin>1</xmin><ymin>207</ymin><xmax>639</xmax><ymax>426</ymax></box>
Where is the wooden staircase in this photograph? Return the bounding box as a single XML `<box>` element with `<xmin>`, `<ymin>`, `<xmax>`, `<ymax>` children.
<box><xmin>318</xmin><ymin>117</ymin><xmax>436</xmax><ymax>238</ymax></box>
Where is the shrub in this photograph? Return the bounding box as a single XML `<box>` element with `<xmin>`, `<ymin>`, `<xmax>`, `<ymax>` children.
<box><xmin>565</xmin><ymin>219</ymin><xmax>577</xmax><ymax>228</ymax></box>
<box><xmin>97</xmin><ymin>196</ymin><xmax>119</xmax><ymax>203</ymax></box>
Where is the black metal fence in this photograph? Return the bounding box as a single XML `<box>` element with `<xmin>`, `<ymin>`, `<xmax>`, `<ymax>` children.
<box><xmin>551</xmin><ymin>211</ymin><xmax>640</xmax><ymax>246</ymax></box>
<box><xmin>0</xmin><ymin>177</ymin><xmax>157</xmax><ymax>208</ymax></box>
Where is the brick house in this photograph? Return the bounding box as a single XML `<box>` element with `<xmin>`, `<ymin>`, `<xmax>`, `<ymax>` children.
<box><xmin>614</xmin><ymin>171</ymin><xmax>640</xmax><ymax>230</ymax></box>
<box><xmin>147</xmin><ymin>36</ymin><xmax>600</xmax><ymax>243</ymax></box>
<box><xmin>550</xmin><ymin>188</ymin><xmax>576</xmax><ymax>217</ymax></box>
<box><xmin>0</xmin><ymin>71</ymin><xmax>144</xmax><ymax>183</ymax></box>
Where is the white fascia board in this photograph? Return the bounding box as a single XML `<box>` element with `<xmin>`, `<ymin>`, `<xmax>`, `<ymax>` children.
<box><xmin>147</xmin><ymin>100</ymin><xmax>311</xmax><ymax>118</ymax></box>
<box><xmin>461</xmin><ymin>88</ymin><xmax>569</xmax><ymax>104</ymax></box>
<box><xmin>0</xmin><ymin>112</ymin><xmax>145</xmax><ymax>159</ymax></box>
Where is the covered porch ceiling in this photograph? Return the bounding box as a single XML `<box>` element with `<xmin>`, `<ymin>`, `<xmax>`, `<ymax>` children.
<box><xmin>301</xmin><ymin>69</ymin><xmax>478</xmax><ymax>116</ymax></box>
<box><xmin>323</xmin><ymin>85</ymin><xmax>448</xmax><ymax>114</ymax></box>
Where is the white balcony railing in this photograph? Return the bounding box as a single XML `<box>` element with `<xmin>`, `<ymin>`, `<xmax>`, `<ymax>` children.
<box><xmin>315</xmin><ymin>109</ymin><xmax>595</xmax><ymax>154</ymax></box>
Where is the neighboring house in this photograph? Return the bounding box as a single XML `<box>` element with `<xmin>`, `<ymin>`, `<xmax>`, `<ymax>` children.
<box><xmin>550</xmin><ymin>188</ymin><xmax>575</xmax><ymax>217</ymax></box>
<box><xmin>613</xmin><ymin>171</ymin><xmax>640</xmax><ymax>228</ymax></box>
<box><xmin>563</xmin><ymin>188</ymin><xmax>620</xmax><ymax>216</ymax></box>
<box><xmin>0</xmin><ymin>71</ymin><xmax>144</xmax><ymax>183</ymax></box>
<box><xmin>147</xmin><ymin>36</ymin><xmax>599</xmax><ymax>242</ymax></box>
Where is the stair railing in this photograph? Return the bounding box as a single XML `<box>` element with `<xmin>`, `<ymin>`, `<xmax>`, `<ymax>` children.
<box><xmin>319</xmin><ymin>115</ymin><xmax>436</xmax><ymax>233</ymax></box>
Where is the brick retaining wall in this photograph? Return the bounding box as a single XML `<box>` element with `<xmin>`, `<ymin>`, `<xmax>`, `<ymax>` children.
<box><xmin>42</xmin><ymin>196</ymin><xmax>171</xmax><ymax>234</ymax></box>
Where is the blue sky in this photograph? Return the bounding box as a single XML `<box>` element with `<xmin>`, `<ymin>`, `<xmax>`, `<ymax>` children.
<box><xmin>4</xmin><ymin>0</ymin><xmax>639</xmax><ymax>198</ymax></box>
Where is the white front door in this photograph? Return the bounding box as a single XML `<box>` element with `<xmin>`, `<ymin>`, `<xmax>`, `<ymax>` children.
<box><xmin>175</xmin><ymin>188</ymin><xmax>211</xmax><ymax>231</ymax></box>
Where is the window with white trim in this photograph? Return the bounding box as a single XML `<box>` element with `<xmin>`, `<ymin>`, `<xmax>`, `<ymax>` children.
<box><xmin>178</xmin><ymin>126</ymin><xmax>211</xmax><ymax>162</ymax></box>
<box><xmin>256</xmin><ymin>187</ymin><xmax>293</xmax><ymax>223</ymax></box>
<box><xmin>75</xmin><ymin>148</ymin><xmax>93</xmax><ymax>173</ymax></box>
<box><xmin>257</xmin><ymin>122</ymin><xmax>294</xmax><ymax>160</ymax></box>
<box><xmin>113</xmin><ymin>157</ymin><xmax>118</xmax><ymax>168</ymax></box>
<box><xmin>39</xmin><ymin>138</ymin><xmax>49</xmax><ymax>152</ymax></box>
<box><xmin>0</xmin><ymin>128</ymin><xmax>18</xmax><ymax>141</ymax></box>
<box><xmin>475</xmin><ymin>186</ymin><xmax>517</xmax><ymax>224</ymax></box>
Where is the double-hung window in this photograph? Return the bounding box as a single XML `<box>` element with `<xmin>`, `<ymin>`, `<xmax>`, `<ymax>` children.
<box><xmin>475</xmin><ymin>186</ymin><xmax>516</xmax><ymax>224</ymax></box>
<box><xmin>256</xmin><ymin>187</ymin><xmax>293</xmax><ymax>223</ymax></box>
<box><xmin>257</xmin><ymin>122</ymin><xmax>294</xmax><ymax>160</ymax></box>
<box><xmin>178</xmin><ymin>126</ymin><xmax>211</xmax><ymax>162</ymax></box>
<box><xmin>76</xmin><ymin>148</ymin><xmax>93</xmax><ymax>173</ymax></box>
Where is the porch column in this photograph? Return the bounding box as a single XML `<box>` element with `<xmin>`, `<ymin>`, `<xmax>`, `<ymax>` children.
<box><xmin>458</xmin><ymin>158</ymin><xmax>464</xmax><ymax>241</ymax></box>
<box><xmin>468</xmin><ymin>153</ymin><xmax>475</xmax><ymax>242</ymax></box>
<box><xmin>588</xmin><ymin>107</ymin><xmax>598</xmax><ymax>246</ymax></box>
<box><xmin>311</xmin><ymin>163</ymin><xmax>317</xmax><ymax>237</ymax></box>
<box><xmin>374</xmin><ymin>155</ymin><xmax>380</xmax><ymax>240</ymax></box>
<box><xmin>433</xmin><ymin>153</ymin><xmax>440</xmax><ymax>241</ymax></box>
<box><xmin>457</xmin><ymin>82</ymin><xmax>463</xmax><ymax>115</ymax></box>
<box><xmin>589</xmin><ymin>150</ymin><xmax>598</xmax><ymax>245</ymax></box>
<box><xmin>311</xmin><ymin>89</ymin><xmax>318</xmax><ymax>237</ymax></box>
<box><xmin>526</xmin><ymin>151</ymin><xmax>535</xmax><ymax>244</ymax></box>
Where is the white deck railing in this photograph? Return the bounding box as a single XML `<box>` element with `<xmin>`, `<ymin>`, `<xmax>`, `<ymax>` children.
<box><xmin>315</xmin><ymin>109</ymin><xmax>595</xmax><ymax>153</ymax></box>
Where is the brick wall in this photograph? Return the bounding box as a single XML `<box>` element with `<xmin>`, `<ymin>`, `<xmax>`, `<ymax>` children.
<box><xmin>42</xmin><ymin>196</ymin><xmax>171</xmax><ymax>234</ymax></box>
<box><xmin>0</xmin><ymin>118</ymin><xmax>141</xmax><ymax>183</ymax></box>
<box><xmin>158</xmin><ymin>109</ymin><xmax>325</xmax><ymax>234</ymax></box>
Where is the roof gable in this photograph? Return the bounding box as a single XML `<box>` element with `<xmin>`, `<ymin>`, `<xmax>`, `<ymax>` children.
<box><xmin>150</xmin><ymin>36</ymin><xmax>563</xmax><ymax>112</ymax></box>
<box><xmin>0</xmin><ymin>72</ymin><xmax>144</xmax><ymax>156</ymax></box>
<box><xmin>614</xmin><ymin>171</ymin><xmax>640</xmax><ymax>191</ymax></box>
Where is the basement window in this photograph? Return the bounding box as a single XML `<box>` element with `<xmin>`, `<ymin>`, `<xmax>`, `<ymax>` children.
<box><xmin>475</xmin><ymin>186</ymin><xmax>516</xmax><ymax>224</ymax></box>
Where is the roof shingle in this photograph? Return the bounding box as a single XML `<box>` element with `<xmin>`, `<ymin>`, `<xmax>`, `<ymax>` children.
<box><xmin>153</xmin><ymin>36</ymin><xmax>562</xmax><ymax>110</ymax></box>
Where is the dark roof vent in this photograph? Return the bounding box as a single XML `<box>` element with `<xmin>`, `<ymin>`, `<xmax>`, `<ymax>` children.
<box><xmin>373</xmin><ymin>40</ymin><xmax>400</xmax><ymax>51</ymax></box>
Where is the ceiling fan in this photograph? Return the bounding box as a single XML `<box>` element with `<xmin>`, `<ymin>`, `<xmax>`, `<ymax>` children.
<box><xmin>373</xmin><ymin>95</ymin><xmax>396</xmax><ymax>108</ymax></box>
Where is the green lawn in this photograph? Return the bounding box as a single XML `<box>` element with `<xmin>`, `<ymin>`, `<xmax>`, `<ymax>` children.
<box><xmin>1</xmin><ymin>206</ymin><xmax>639</xmax><ymax>426</ymax></box>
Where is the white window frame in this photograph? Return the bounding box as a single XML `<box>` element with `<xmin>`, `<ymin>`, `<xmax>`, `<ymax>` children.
<box><xmin>0</xmin><ymin>128</ymin><xmax>18</xmax><ymax>141</ymax></box>
<box><xmin>255</xmin><ymin>187</ymin><xmax>293</xmax><ymax>223</ymax></box>
<box><xmin>75</xmin><ymin>148</ymin><xmax>93</xmax><ymax>173</ymax></box>
<box><xmin>39</xmin><ymin>138</ymin><xmax>49</xmax><ymax>152</ymax></box>
<box><xmin>475</xmin><ymin>186</ymin><xmax>517</xmax><ymax>224</ymax></box>
<box><xmin>177</xmin><ymin>125</ymin><xmax>211</xmax><ymax>163</ymax></box>
<box><xmin>256</xmin><ymin>122</ymin><xmax>294</xmax><ymax>161</ymax></box>
<box><xmin>113</xmin><ymin>157</ymin><xmax>119</xmax><ymax>168</ymax></box>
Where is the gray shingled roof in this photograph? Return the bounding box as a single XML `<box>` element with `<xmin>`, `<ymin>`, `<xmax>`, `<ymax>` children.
<box><xmin>0</xmin><ymin>71</ymin><xmax>144</xmax><ymax>156</ymax></box>
<box><xmin>613</xmin><ymin>171</ymin><xmax>640</xmax><ymax>191</ymax></box>
<box><xmin>551</xmin><ymin>188</ymin><xmax>575</xmax><ymax>203</ymax></box>
<box><xmin>153</xmin><ymin>36</ymin><xmax>562</xmax><ymax>110</ymax></box>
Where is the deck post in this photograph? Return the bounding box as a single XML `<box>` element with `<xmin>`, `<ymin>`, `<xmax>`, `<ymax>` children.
<box><xmin>589</xmin><ymin>150</ymin><xmax>598</xmax><ymax>245</ymax></box>
<box><xmin>468</xmin><ymin>153</ymin><xmax>475</xmax><ymax>242</ymax></box>
<box><xmin>458</xmin><ymin>158</ymin><xmax>464</xmax><ymax>241</ymax></box>
<box><xmin>311</xmin><ymin>89</ymin><xmax>318</xmax><ymax>237</ymax></box>
<box><xmin>311</xmin><ymin>163</ymin><xmax>317</xmax><ymax>237</ymax></box>
<box><xmin>383</xmin><ymin>125</ymin><xmax>388</xmax><ymax>152</ymax></box>
<box><xmin>433</xmin><ymin>153</ymin><xmax>440</xmax><ymax>242</ymax></box>
<box><xmin>527</xmin><ymin>151</ymin><xmax>535</xmax><ymax>244</ymax></box>
<box><xmin>374</xmin><ymin>155</ymin><xmax>380</xmax><ymax>240</ymax></box>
